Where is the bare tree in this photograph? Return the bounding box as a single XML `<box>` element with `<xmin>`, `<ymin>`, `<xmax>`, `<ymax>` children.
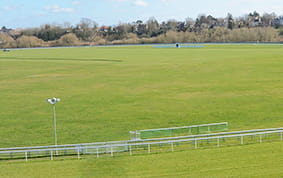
<box><xmin>146</xmin><ymin>17</ymin><xmax>160</xmax><ymax>37</ymax></box>
<box><xmin>262</xmin><ymin>13</ymin><xmax>277</xmax><ymax>26</ymax></box>
<box><xmin>74</xmin><ymin>18</ymin><xmax>98</xmax><ymax>41</ymax></box>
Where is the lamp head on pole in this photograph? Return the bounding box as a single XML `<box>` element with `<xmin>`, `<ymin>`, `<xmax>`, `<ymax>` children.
<box><xmin>47</xmin><ymin>97</ymin><xmax>61</xmax><ymax>105</ymax></box>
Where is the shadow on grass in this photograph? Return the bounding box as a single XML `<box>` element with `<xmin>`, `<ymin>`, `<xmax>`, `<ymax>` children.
<box><xmin>0</xmin><ymin>57</ymin><xmax>123</xmax><ymax>62</ymax></box>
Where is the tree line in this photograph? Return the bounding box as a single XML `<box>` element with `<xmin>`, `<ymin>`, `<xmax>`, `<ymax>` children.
<box><xmin>1</xmin><ymin>11</ymin><xmax>283</xmax><ymax>48</ymax></box>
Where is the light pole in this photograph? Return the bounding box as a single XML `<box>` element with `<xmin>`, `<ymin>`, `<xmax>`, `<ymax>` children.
<box><xmin>46</xmin><ymin>97</ymin><xmax>60</xmax><ymax>150</ymax></box>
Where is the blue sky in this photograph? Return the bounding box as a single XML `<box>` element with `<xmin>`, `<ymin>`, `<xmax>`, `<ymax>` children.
<box><xmin>0</xmin><ymin>0</ymin><xmax>283</xmax><ymax>28</ymax></box>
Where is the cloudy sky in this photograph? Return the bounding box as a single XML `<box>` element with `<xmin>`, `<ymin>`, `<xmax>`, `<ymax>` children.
<box><xmin>0</xmin><ymin>0</ymin><xmax>283</xmax><ymax>28</ymax></box>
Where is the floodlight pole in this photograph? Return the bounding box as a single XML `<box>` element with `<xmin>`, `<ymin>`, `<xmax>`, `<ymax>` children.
<box><xmin>47</xmin><ymin>97</ymin><xmax>60</xmax><ymax>155</ymax></box>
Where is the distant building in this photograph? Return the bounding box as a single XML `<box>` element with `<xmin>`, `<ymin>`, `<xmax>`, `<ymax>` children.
<box><xmin>134</xmin><ymin>23</ymin><xmax>146</xmax><ymax>35</ymax></box>
<box><xmin>100</xmin><ymin>26</ymin><xmax>111</xmax><ymax>33</ymax></box>
<box><xmin>0</xmin><ymin>26</ymin><xmax>12</xmax><ymax>34</ymax></box>
<box><xmin>249</xmin><ymin>16</ymin><xmax>262</xmax><ymax>27</ymax></box>
<box><xmin>272</xmin><ymin>16</ymin><xmax>283</xmax><ymax>27</ymax></box>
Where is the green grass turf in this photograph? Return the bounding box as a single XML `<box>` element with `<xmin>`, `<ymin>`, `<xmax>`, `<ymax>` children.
<box><xmin>0</xmin><ymin>44</ymin><xmax>283</xmax><ymax>177</ymax></box>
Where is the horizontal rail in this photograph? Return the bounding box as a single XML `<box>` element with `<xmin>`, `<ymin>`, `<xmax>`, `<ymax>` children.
<box><xmin>0</xmin><ymin>129</ymin><xmax>282</xmax><ymax>155</ymax></box>
<box><xmin>85</xmin><ymin>130</ymin><xmax>283</xmax><ymax>149</ymax></box>
<box><xmin>138</xmin><ymin>122</ymin><xmax>228</xmax><ymax>132</ymax></box>
<box><xmin>0</xmin><ymin>127</ymin><xmax>282</xmax><ymax>152</ymax></box>
<box><xmin>0</xmin><ymin>140</ymin><xmax>128</xmax><ymax>151</ymax></box>
<box><xmin>136</xmin><ymin>127</ymin><xmax>283</xmax><ymax>142</ymax></box>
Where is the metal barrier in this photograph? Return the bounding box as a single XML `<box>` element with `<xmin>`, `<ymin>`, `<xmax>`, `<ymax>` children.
<box><xmin>0</xmin><ymin>128</ymin><xmax>282</xmax><ymax>161</ymax></box>
<box><xmin>1</xmin><ymin>127</ymin><xmax>281</xmax><ymax>152</ymax></box>
<box><xmin>130</xmin><ymin>122</ymin><xmax>229</xmax><ymax>140</ymax></box>
<box><xmin>136</xmin><ymin>127</ymin><xmax>283</xmax><ymax>142</ymax></box>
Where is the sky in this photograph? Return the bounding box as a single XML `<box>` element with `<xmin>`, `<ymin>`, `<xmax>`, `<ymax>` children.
<box><xmin>0</xmin><ymin>0</ymin><xmax>283</xmax><ymax>29</ymax></box>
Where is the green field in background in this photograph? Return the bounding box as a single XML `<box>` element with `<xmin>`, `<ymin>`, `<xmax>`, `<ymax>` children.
<box><xmin>0</xmin><ymin>44</ymin><xmax>283</xmax><ymax>177</ymax></box>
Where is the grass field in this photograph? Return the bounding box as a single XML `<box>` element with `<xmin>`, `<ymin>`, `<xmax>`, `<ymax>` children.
<box><xmin>1</xmin><ymin>142</ymin><xmax>283</xmax><ymax>177</ymax></box>
<box><xmin>1</xmin><ymin>44</ymin><xmax>283</xmax><ymax>177</ymax></box>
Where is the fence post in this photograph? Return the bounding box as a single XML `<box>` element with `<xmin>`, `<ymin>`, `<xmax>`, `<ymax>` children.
<box><xmin>129</xmin><ymin>145</ymin><xmax>132</xmax><ymax>156</ymax></box>
<box><xmin>50</xmin><ymin>150</ymin><xmax>53</xmax><ymax>160</ymax></box>
<box><xmin>171</xmin><ymin>142</ymin><xmax>174</xmax><ymax>152</ymax></box>
<box><xmin>25</xmin><ymin>152</ymin><xmax>28</xmax><ymax>162</ymax></box>
<box><xmin>241</xmin><ymin>136</ymin><xmax>244</xmax><ymax>145</ymax></box>
<box><xmin>195</xmin><ymin>139</ymin><xmax>198</xmax><ymax>149</ymax></box>
<box><xmin>217</xmin><ymin>137</ymin><xmax>220</xmax><ymax>147</ymax></box>
<box><xmin>96</xmin><ymin>147</ymin><xmax>99</xmax><ymax>158</ymax></box>
<box><xmin>77</xmin><ymin>149</ymin><xmax>80</xmax><ymax>159</ymax></box>
<box><xmin>110</xmin><ymin>146</ymin><xmax>113</xmax><ymax>157</ymax></box>
<box><xmin>280</xmin><ymin>132</ymin><xmax>283</xmax><ymax>141</ymax></box>
<box><xmin>148</xmin><ymin>144</ymin><xmax>151</xmax><ymax>153</ymax></box>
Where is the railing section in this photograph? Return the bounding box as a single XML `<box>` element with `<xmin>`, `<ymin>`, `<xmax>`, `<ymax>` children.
<box><xmin>0</xmin><ymin>129</ymin><xmax>282</xmax><ymax>161</ymax></box>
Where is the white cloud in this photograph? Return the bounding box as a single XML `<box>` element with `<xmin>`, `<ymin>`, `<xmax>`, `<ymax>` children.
<box><xmin>113</xmin><ymin>0</ymin><xmax>128</xmax><ymax>2</ymax></box>
<box><xmin>159</xmin><ymin>0</ymin><xmax>175</xmax><ymax>5</ymax></box>
<box><xmin>228</xmin><ymin>0</ymin><xmax>281</xmax><ymax>3</ymax></box>
<box><xmin>2</xmin><ymin>6</ymin><xmax>17</xmax><ymax>11</ymax></box>
<box><xmin>72</xmin><ymin>1</ymin><xmax>81</xmax><ymax>5</ymax></box>
<box><xmin>45</xmin><ymin>5</ymin><xmax>75</xmax><ymax>13</ymax></box>
<box><xmin>134</xmin><ymin>0</ymin><xmax>148</xmax><ymax>7</ymax></box>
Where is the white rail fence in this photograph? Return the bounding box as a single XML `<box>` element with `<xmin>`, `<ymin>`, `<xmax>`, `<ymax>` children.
<box><xmin>135</xmin><ymin>127</ymin><xmax>283</xmax><ymax>142</ymax></box>
<box><xmin>0</xmin><ymin>128</ymin><xmax>282</xmax><ymax>161</ymax></box>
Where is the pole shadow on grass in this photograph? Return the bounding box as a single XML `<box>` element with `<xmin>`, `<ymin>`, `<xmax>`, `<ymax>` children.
<box><xmin>0</xmin><ymin>57</ymin><xmax>123</xmax><ymax>62</ymax></box>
